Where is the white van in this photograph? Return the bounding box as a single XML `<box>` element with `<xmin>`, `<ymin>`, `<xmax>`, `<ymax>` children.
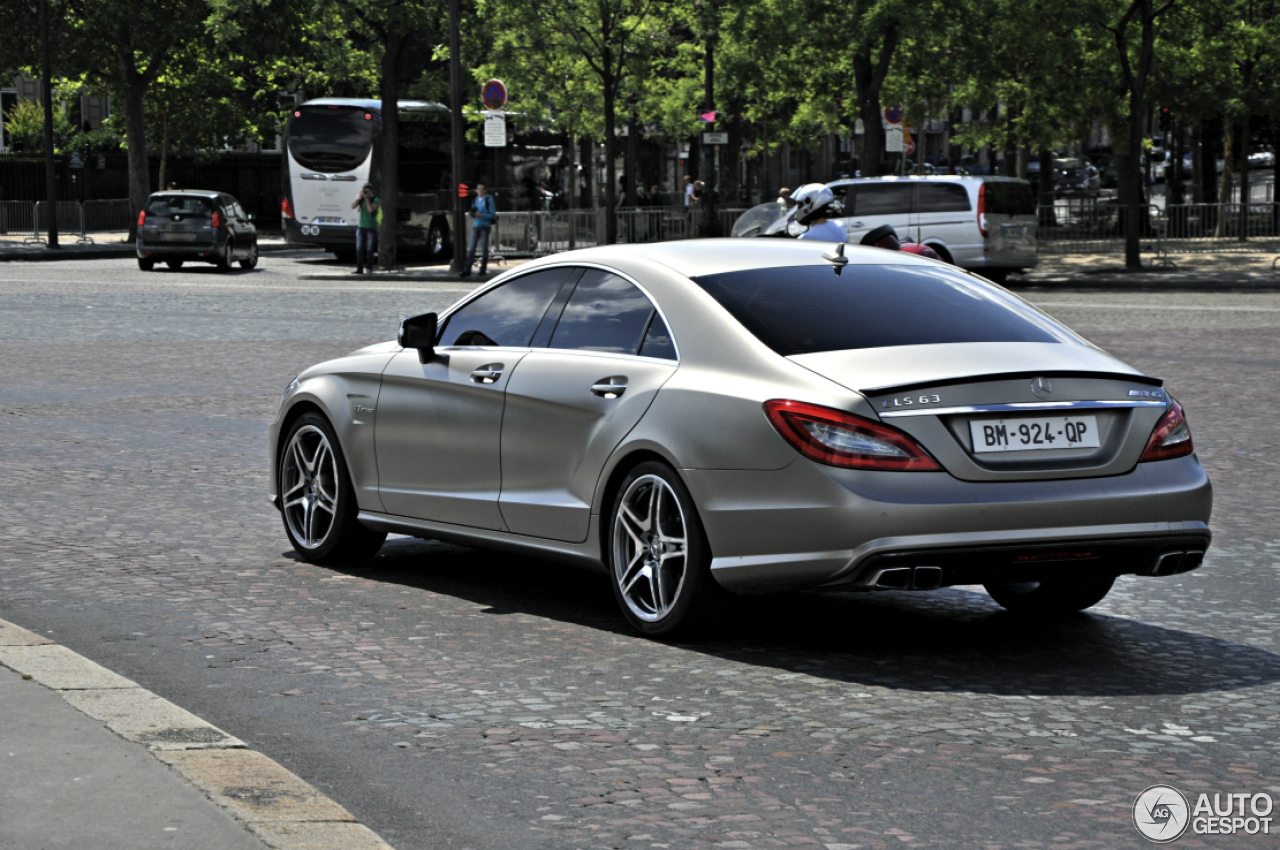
<box><xmin>825</xmin><ymin>176</ymin><xmax>1037</xmax><ymax>281</ymax></box>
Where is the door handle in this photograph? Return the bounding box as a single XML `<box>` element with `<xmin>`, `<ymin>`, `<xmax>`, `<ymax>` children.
<box><xmin>591</xmin><ymin>376</ymin><xmax>628</xmax><ymax>398</ymax></box>
<box><xmin>470</xmin><ymin>364</ymin><xmax>504</xmax><ymax>384</ymax></box>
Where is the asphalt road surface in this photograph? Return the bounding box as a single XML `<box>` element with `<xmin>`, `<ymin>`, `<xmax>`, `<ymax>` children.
<box><xmin>2</xmin><ymin>255</ymin><xmax>1278</xmax><ymax>849</ymax></box>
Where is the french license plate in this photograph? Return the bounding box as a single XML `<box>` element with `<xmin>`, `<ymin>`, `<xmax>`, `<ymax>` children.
<box><xmin>162</xmin><ymin>231</ymin><xmax>197</xmax><ymax>242</ymax></box>
<box><xmin>970</xmin><ymin>415</ymin><xmax>1100</xmax><ymax>453</ymax></box>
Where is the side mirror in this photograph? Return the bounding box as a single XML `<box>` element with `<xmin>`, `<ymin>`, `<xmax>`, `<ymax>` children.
<box><xmin>398</xmin><ymin>312</ymin><xmax>438</xmax><ymax>363</ymax></box>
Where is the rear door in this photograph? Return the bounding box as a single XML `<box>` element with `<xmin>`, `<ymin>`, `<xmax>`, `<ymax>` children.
<box><xmin>499</xmin><ymin>269</ymin><xmax>678</xmax><ymax>541</ymax></box>
<box><xmin>842</xmin><ymin>181</ymin><xmax>913</xmax><ymax>244</ymax></box>
<box><xmin>982</xmin><ymin>179</ymin><xmax>1037</xmax><ymax>268</ymax></box>
<box><xmin>912</xmin><ymin>181</ymin><xmax>978</xmax><ymax>263</ymax></box>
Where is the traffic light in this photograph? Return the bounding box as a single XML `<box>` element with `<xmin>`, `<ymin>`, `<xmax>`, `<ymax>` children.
<box><xmin>1159</xmin><ymin>107</ymin><xmax>1172</xmax><ymax>133</ymax></box>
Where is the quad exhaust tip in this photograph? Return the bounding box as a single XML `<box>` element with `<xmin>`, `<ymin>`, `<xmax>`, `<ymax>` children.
<box><xmin>863</xmin><ymin>565</ymin><xmax>944</xmax><ymax>591</ymax></box>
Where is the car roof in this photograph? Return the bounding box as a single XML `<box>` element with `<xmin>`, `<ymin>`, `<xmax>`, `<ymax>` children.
<box><xmin>530</xmin><ymin>238</ymin><xmax>940</xmax><ymax>280</ymax></box>
<box><xmin>149</xmin><ymin>191</ymin><xmax>223</xmax><ymax>200</ymax></box>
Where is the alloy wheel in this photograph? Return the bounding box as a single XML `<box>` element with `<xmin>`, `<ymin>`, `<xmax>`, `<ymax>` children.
<box><xmin>612</xmin><ymin>474</ymin><xmax>688</xmax><ymax>622</ymax></box>
<box><xmin>281</xmin><ymin>424</ymin><xmax>339</xmax><ymax>549</ymax></box>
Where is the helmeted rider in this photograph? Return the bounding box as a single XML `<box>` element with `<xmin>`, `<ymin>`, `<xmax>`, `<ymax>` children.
<box><xmin>792</xmin><ymin>183</ymin><xmax>846</xmax><ymax>242</ymax></box>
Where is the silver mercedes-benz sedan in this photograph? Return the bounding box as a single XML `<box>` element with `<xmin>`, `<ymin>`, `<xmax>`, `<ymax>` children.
<box><xmin>269</xmin><ymin>239</ymin><xmax>1211</xmax><ymax>635</ymax></box>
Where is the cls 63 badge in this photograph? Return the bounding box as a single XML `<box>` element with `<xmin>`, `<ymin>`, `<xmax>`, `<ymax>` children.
<box><xmin>882</xmin><ymin>393</ymin><xmax>942</xmax><ymax>410</ymax></box>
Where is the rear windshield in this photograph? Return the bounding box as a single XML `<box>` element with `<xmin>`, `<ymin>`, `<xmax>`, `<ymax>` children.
<box><xmin>146</xmin><ymin>196</ymin><xmax>213</xmax><ymax>215</ymax></box>
<box><xmin>984</xmin><ymin>181</ymin><xmax>1035</xmax><ymax>216</ymax></box>
<box><xmin>691</xmin><ymin>264</ymin><xmax>1074</xmax><ymax>356</ymax></box>
<box><xmin>288</xmin><ymin>106</ymin><xmax>374</xmax><ymax>172</ymax></box>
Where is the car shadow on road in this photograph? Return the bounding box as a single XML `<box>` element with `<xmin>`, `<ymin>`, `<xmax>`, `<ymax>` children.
<box><xmin>328</xmin><ymin>536</ymin><xmax>1280</xmax><ymax>699</ymax></box>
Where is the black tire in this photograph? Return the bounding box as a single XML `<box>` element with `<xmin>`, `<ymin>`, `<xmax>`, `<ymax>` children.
<box><xmin>216</xmin><ymin>239</ymin><xmax>233</xmax><ymax>272</ymax></box>
<box><xmin>984</xmin><ymin>573</ymin><xmax>1115</xmax><ymax>616</ymax></box>
<box><xmin>982</xmin><ymin>268</ymin><xmax>1010</xmax><ymax>285</ymax></box>
<box><xmin>166</xmin><ymin>259</ymin><xmax>184</xmax><ymax>270</ymax></box>
<box><xmin>278</xmin><ymin>412</ymin><xmax>387</xmax><ymax>566</ymax></box>
<box><xmin>138</xmin><ymin>257</ymin><xmax>155</xmax><ymax>271</ymax></box>
<box><xmin>927</xmin><ymin>244</ymin><xmax>954</xmax><ymax>265</ymax></box>
<box><xmin>426</xmin><ymin>218</ymin><xmax>451</xmax><ymax>262</ymax></box>
<box><xmin>606</xmin><ymin>461</ymin><xmax>726</xmax><ymax>637</ymax></box>
<box><xmin>239</xmin><ymin>242</ymin><xmax>258</xmax><ymax>270</ymax></box>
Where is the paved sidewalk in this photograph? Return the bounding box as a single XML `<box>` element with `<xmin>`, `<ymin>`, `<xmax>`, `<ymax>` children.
<box><xmin>0</xmin><ymin>620</ymin><xmax>394</xmax><ymax>850</ymax></box>
<box><xmin>1012</xmin><ymin>250</ymin><xmax>1280</xmax><ymax>290</ymax></box>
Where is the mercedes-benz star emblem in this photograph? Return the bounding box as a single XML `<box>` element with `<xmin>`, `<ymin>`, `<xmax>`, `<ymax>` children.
<box><xmin>1031</xmin><ymin>377</ymin><xmax>1053</xmax><ymax>399</ymax></box>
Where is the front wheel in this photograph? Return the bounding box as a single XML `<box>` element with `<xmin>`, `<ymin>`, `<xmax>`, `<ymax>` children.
<box><xmin>239</xmin><ymin>242</ymin><xmax>258</xmax><ymax>269</ymax></box>
<box><xmin>984</xmin><ymin>574</ymin><xmax>1115</xmax><ymax>616</ymax></box>
<box><xmin>607</xmin><ymin>461</ymin><xmax>725</xmax><ymax>636</ymax></box>
<box><xmin>279</xmin><ymin>413</ymin><xmax>386</xmax><ymax>565</ymax></box>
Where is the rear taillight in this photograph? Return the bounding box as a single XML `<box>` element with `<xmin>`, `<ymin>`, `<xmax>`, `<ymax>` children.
<box><xmin>282</xmin><ymin>197</ymin><xmax>294</xmax><ymax>220</ymax></box>
<box><xmin>1141</xmin><ymin>400</ymin><xmax>1194</xmax><ymax>462</ymax></box>
<box><xmin>977</xmin><ymin>183</ymin><xmax>987</xmax><ymax>237</ymax></box>
<box><xmin>764</xmin><ymin>400</ymin><xmax>940</xmax><ymax>471</ymax></box>
<box><xmin>211</xmin><ymin>211</ymin><xmax>221</xmax><ymax>228</ymax></box>
<box><xmin>137</xmin><ymin>210</ymin><xmax>146</xmax><ymax>228</ymax></box>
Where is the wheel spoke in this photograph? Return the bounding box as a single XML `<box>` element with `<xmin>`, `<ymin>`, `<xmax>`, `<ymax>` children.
<box><xmin>648</xmin><ymin>564</ymin><xmax>664</xmax><ymax>614</ymax></box>
<box><xmin>283</xmin><ymin>478</ymin><xmax>305</xmax><ymax>498</ymax></box>
<box><xmin>313</xmin><ymin>491</ymin><xmax>336</xmax><ymax>515</ymax></box>
<box><xmin>618</xmin><ymin>504</ymin><xmax>647</xmax><ymax>544</ymax></box>
<box><xmin>622</xmin><ymin>561</ymin><xmax>649</xmax><ymax>597</ymax></box>
<box><xmin>283</xmin><ymin>495</ymin><xmax>306</xmax><ymax>510</ymax></box>
<box><xmin>303</xmin><ymin>496</ymin><xmax>316</xmax><ymax>546</ymax></box>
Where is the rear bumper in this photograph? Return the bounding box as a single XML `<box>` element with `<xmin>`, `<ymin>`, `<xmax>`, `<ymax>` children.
<box><xmin>284</xmin><ymin>218</ymin><xmax>356</xmax><ymax>250</ymax></box>
<box><xmin>137</xmin><ymin>241</ymin><xmax>220</xmax><ymax>260</ymax></box>
<box><xmin>687</xmin><ymin>454</ymin><xmax>1212</xmax><ymax>593</ymax></box>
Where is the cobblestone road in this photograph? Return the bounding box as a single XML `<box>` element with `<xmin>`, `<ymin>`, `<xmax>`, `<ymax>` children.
<box><xmin>1</xmin><ymin>256</ymin><xmax>1278</xmax><ymax>848</ymax></box>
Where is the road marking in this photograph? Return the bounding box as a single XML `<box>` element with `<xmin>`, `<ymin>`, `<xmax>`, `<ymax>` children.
<box><xmin>1031</xmin><ymin>301</ymin><xmax>1280</xmax><ymax>313</ymax></box>
<box><xmin>0</xmin><ymin>278</ymin><xmax>473</xmax><ymax>294</ymax></box>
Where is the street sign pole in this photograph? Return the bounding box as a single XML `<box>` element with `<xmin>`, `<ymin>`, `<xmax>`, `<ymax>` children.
<box><xmin>447</xmin><ymin>0</ymin><xmax>467</xmax><ymax>272</ymax></box>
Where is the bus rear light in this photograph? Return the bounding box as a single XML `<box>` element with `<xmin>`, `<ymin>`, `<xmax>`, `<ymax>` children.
<box><xmin>977</xmin><ymin>183</ymin><xmax>988</xmax><ymax>237</ymax></box>
<box><xmin>282</xmin><ymin>197</ymin><xmax>294</xmax><ymax>220</ymax></box>
<box><xmin>211</xmin><ymin>211</ymin><xmax>221</xmax><ymax>228</ymax></box>
<box><xmin>365</xmin><ymin>113</ymin><xmax>372</xmax><ymax>120</ymax></box>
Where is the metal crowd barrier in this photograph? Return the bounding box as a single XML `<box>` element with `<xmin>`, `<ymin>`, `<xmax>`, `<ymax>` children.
<box><xmin>1035</xmin><ymin>202</ymin><xmax>1166</xmax><ymax>257</ymax></box>
<box><xmin>34</xmin><ymin>201</ymin><xmax>93</xmax><ymax>243</ymax></box>
<box><xmin>82</xmin><ymin>199</ymin><xmax>133</xmax><ymax>235</ymax></box>
<box><xmin>1157</xmin><ymin>203</ymin><xmax>1280</xmax><ymax>254</ymax></box>
<box><xmin>0</xmin><ymin>201</ymin><xmax>38</xmax><ymax>240</ymax></box>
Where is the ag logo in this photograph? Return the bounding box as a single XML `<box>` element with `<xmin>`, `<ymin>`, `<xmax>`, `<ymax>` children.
<box><xmin>1134</xmin><ymin>784</ymin><xmax>1190</xmax><ymax>843</ymax></box>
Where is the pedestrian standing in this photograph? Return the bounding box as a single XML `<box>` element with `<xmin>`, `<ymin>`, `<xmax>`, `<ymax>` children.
<box><xmin>683</xmin><ymin>174</ymin><xmax>694</xmax><ymax>210</ymax></box>
<box><xmin>462</xmin><ymin>183</ymin><xmax>496</xmax><ymax>277</ymax></box>
<box><xmin>350</xmin><ymin>183</ymin><xmax>379</xmax><ymax>274</ymax></box>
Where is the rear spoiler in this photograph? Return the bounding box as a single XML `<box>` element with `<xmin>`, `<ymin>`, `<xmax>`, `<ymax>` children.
<box><xmin>860</xmin><ymin>370</ymin><xmax>1163</xmax><ymax>396</ymax></box>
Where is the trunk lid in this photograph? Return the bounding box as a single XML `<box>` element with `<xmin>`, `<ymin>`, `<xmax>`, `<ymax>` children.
<box><xmin>789</xmin><ymin>342</ymin><xmax>1169</xmax><ymax>481</ymax></box>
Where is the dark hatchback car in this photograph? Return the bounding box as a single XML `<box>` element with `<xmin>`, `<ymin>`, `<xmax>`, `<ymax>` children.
<box><xmin>137</xmin><ymin>191</ymin><xmax>259</xmax><ymax>271</ymax></box>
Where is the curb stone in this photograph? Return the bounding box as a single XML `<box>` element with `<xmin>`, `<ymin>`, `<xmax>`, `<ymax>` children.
<box><xmin>0</xmin><ymin>617</ymin><xmax>394</xmax><ymax>850</ymax></box>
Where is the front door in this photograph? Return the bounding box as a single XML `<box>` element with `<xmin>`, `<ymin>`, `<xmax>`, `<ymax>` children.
<box><xmin>500</xmin><ymin>269</ymin><xmax>679</xmax><ymax>541</ymax></box>
<box><xmin>374</xmin><ymin>267</ymin><xmax>574</xmax><ymax>529</ymax></box>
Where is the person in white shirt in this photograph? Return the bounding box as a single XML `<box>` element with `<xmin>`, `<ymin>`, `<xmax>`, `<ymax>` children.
<box><xmin>683</xmin><ymin>174</ymin><xmax>694</xmax><ymax>209</ymax></box>
<box><xmin>791</xmin><ymin>183</ymin><xmax>845</xmax><ymax>242</ymax></box>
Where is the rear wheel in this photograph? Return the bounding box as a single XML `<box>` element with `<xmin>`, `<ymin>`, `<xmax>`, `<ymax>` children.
<box><xmin>165</xmin><ymin>259</ymin><xmax>184</xmax><ymax>270</ymax></box>
<box><xmin>216</xmin><ymin>239</ymin><xmax>233</xmax><ymax>272</ymax></box>
<box><xmin>984</xmin><ymin>574</ymin><xmax>1115</xmax><ymax>616</ymax></box>
<box><xmin>607</xmin><ymin>461</ymin><xmax>725</xmax><ymax>637</ymax></box>
<box><xmin>279</xmin><ymin>413</ymin><xmax>386</xmax><ymax>566</ymax></box>
<box><xmin>138</xmin><ymin>257</ymin><xmax>155</xmax><ymax>271</ymax></box>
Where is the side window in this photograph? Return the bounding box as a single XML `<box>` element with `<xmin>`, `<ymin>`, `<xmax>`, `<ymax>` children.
<box><xmin>916</xmin><ymin>183</ymin><xmax>971</xmax><ymax>213</ymax></box>
<box><xmin>437</xmin><ymin>268</ymin><xmax>574</xmax><ymax>347</ymax></box>
<box><xmin>549</xmin><ymin>270</ymin><xmax>654</xmax><ymax>355</ymax></box>
<box><xmin>852</xmin><ymin>183</ymin><xmax>913</xmax><ymax>216</ymax></box>
<box><xmin>638</xmin><ymin>313</ymin><xmax>677</xmax><ymax>360</ymax></box>
<box><xmin>829</xmin><ymin>184</ymin><xmax>850</xmax><ymax>207</ymax></box>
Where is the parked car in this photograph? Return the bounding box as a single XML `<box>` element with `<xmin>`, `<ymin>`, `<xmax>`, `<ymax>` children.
<box><xmin>137</xmin><ymin>191</ymin><xmax>259</xmax><ymax>272</ymax></box>
<box><xmin>1057</xmin><ymin>163</ymin><xmax>1101</xmax><ymax>197</ymax></box>
<box><xmin>270</xmin><ymin>240</ymin><xmax>1211</xmax><ymax>636</ymax></box>
<box><xmin>732</xmin><ymin>175</ymin><xmax>1038</xmax><ymax>282</ymax></box>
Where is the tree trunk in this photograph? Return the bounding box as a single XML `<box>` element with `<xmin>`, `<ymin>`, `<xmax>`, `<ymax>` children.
<box><xmin>851</xmin><ymin>24</ymin><xmax>899</xmax><ymax>178</ymax></box>
<box><xmin>1239</xmin><ymin>112</ymin><xmax>1250</xmax><ymax>241</ymax></box>
<box><xmin>118</xmin><ymin>59</ymin><xmax>150</xmax><ymax>244</ymax></box>
<box><xmin>378</xmin><ymin>32</ymin><xmax>403</xmax><ymax>271</ymax></box>
<box><xmin>602</xmin><ymin>73</ymin><xmax>617</xmax><ymax>244</ymax></box>
<box><xmin>1037</xmin><ymin>148</ymin><xmax>1055</xmax><ymax>228</ymax></box>
<box><xmin>158</xmin><ymin>109</ymin><xmax>169</xmax><ymax>191</ymax></box>
<box><xmin>1200</xmin><ymin>115</ymin><xmax>1219</xmax><ymax>204</ymax></box>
